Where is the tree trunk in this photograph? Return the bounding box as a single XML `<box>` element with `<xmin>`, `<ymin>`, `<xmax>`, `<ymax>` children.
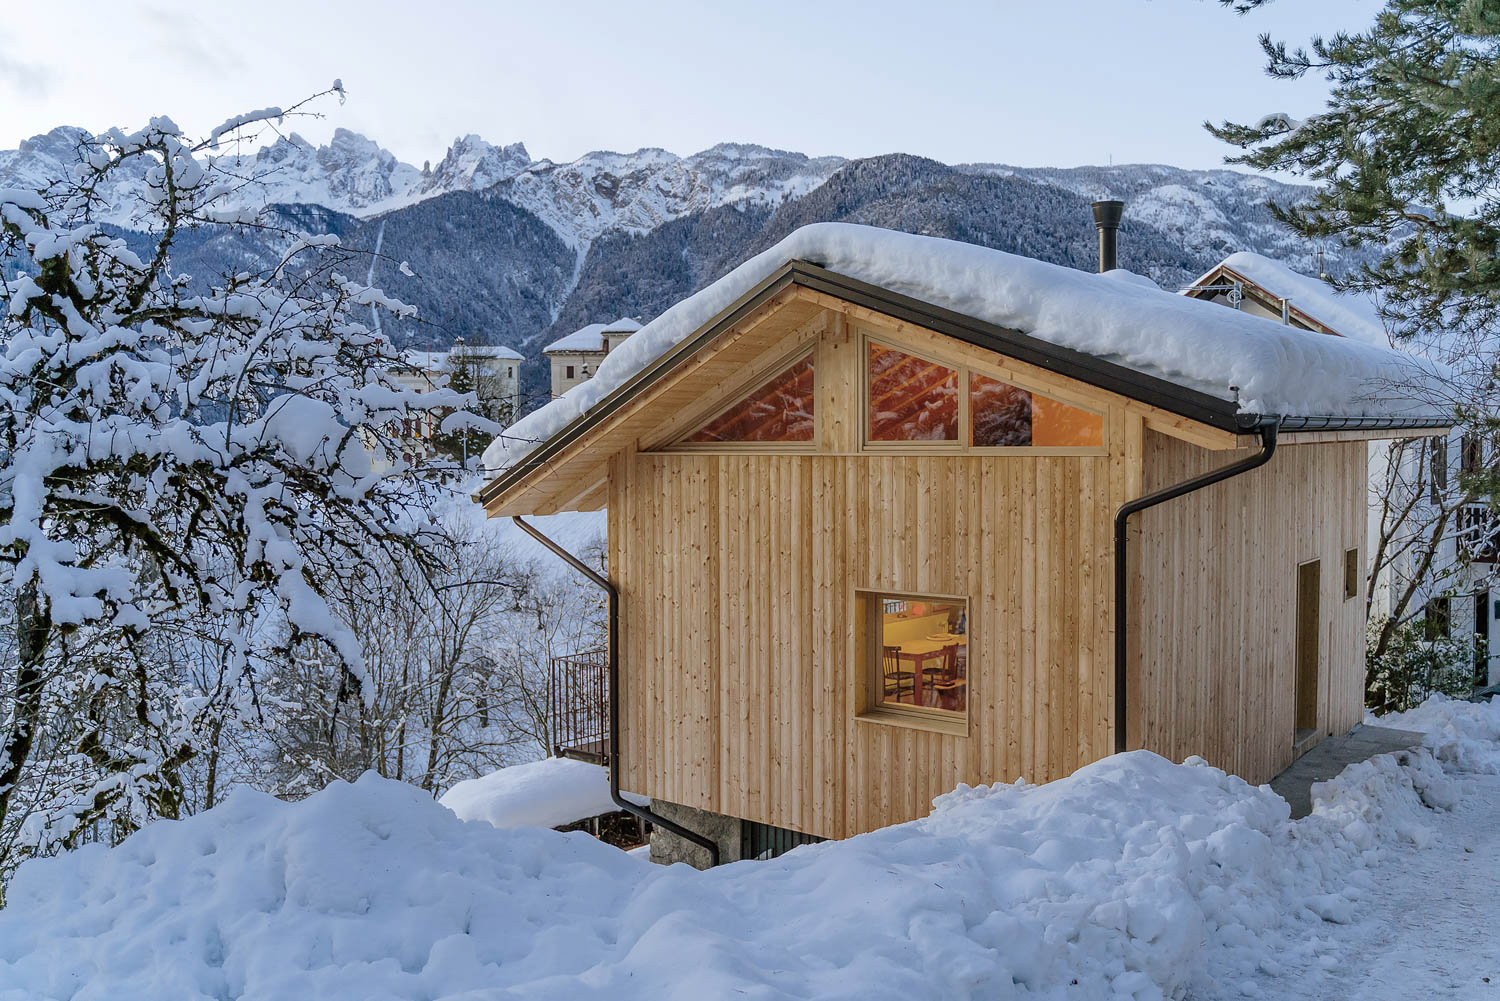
<box><xmin>0</xmin><ymin>583</ymin><xmax>50</xmax><ymax>866</ymax></box>
<box><xmin>203</xmin><ymin>713</ymin><xmax>224</xmax><ymax>810</ymax></box>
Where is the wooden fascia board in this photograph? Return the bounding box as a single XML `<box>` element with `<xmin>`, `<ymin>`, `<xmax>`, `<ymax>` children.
<box><xmin>479</xmin><ymin>272</ymin><xmax>808</xmax><ymax>515</ymax></box>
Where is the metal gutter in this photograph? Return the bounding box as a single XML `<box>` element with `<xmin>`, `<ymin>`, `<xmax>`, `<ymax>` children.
<box><xmin>511</xmin><ymin>516</ymin><xmax>722</xmax><ymax>867</ymax></box>
<box><xmin>1269</xmin><ymin>414</ymin><xmax>1451</xmax><ymax>431</ymax></box>
<box><xmin>1112</xmin><ymin>419</ymin><xmax>1280</xmax><ymax>755</ymax></box>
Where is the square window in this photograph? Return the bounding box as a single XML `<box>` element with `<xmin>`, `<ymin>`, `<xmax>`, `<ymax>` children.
<box><xmin>867</xmin><ymin>343</ymin><xmax>958</xmax><ymax>442</ymax></box>
<box><xmin>863</xmin><ymin>592</ymin><xmax>968</xmax><ymax>716</ymax></box>
<box><xmin>1424</xmin><ymin>596</ymin><xmax>1451</xmax><ymax>640</ymax></box>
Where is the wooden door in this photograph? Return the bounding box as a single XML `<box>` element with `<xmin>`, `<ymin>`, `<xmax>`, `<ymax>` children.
<box><xmin>1295</xmin><ymin>560</ymin><xmax>1321</xmax><ymax>746</ymax></box>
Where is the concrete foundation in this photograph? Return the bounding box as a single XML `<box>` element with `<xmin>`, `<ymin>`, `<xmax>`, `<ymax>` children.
<box><xmin>1269</xmin><ymin>723</ymin><xmax>1426</xmax><ymax>818</ymax></box>
<box><xmin>647</xmin><ymin>799</ymin><xmax>744</xmax><ymax>869</ymax></box>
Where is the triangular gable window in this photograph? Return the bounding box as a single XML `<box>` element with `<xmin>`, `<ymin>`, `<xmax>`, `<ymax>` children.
<box><xmin>684</xmin><ymin>354</ymin><xmax>815</xmax><ymax>444</ymax></box>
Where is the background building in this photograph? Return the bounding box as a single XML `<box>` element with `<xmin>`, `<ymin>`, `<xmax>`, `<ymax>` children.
<box><xmin>543</xmin><ymin>318</ymin><xmax>642</xmax><ymax>398</ymax></box>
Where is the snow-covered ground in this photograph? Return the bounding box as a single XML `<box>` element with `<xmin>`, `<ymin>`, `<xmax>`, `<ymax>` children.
<box><xmin>0</xmin><ymin>696</ymin><xmax>1495</xmax><ymax>1001</ymax></box>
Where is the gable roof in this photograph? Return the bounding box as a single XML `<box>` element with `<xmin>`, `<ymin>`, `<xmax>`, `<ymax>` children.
<box><xmin>1186</xmin><ymin>252</ymin><xmax>1391</xmax><ymax>348</ymax></box>
<box><xmin>480</xmin><ymin>224</ymin><xmax>1449</xmax><ymax>504</ymax></box>
<box><xmin>543</xmin><ymin>317</ymin><xmax>642</xmax><ymax>354</ymax></box>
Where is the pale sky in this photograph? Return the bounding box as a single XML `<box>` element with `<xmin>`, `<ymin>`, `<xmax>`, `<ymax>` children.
<box><xmin>0</xmin><ymin>0</ymin><xmax>1370</xmax><ymax>171</ymax></box>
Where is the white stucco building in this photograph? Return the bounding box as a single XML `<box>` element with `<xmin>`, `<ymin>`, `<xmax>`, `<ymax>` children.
<box><xmin>542</xmin><ymin>317</ymin><xmax>641</xmax><ymax>398</ymax></box>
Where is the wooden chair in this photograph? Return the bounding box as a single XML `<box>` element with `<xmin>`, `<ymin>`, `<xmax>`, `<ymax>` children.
<box><xmin>933</xmin><ymin>677</ymin><xmax>967</xmax><ymax>712</ymax></box>
<box><xmin>933</xmin><ymin>644</ymin><xmax>964</xmax><ymax>711</ymax></box>
<box><xmin>881</xmin><ymin>645</ymin><xmax>916</xmax><ymax>703</ymax></box>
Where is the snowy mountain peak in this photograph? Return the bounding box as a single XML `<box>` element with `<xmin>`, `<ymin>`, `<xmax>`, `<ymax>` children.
<box><xmin>493</xmin><ymin>142</ymin><xmax>848</xmax><ymax>247</ymax></box>
<box><xmin>422</xmin><ymin>135</ymin><xmax>531</xmax><ymax>197</ymax></box>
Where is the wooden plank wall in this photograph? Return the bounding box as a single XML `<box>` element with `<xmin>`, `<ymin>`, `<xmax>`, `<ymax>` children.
<box><xmin>608</xmin><ymin>305</ymin><xmax>1370</xmax><ymax>841</ymax></box>
<box><xmin>611</xmin><ymin>448</ymin><xmax>1119</xmax><ymax>839</ymax></box>
<box><xmin>1132</xmin><ymin>432</ymin><xmax>1367</xmax><ymax>785</ymax></box>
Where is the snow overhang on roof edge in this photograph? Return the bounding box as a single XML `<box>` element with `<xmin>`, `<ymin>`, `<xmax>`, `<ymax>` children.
<box><xmin>476</xmin><ymin>260</ymin><xmax>1452</xmax><ymax>507</ymax></box>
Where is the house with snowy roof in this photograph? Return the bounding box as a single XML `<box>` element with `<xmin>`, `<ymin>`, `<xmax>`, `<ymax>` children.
<box><xmin>543</xmin><ymin>317</ymin><xmax>642</xmax><ymax>398</ymax></box>
<box><xmin>477</xmin><ymin>216</ymin><xmax>1448</xmax><ymax>867</ymax></box>
<box><xmin>391</xmin><ymin>341</ymin><xmax>524</xmax><ymax>415</ymax></box>
<box><xmin>1183</xmin><ymin>253</ymin><xmax>1495</xmax><ymax>687</ymax></box>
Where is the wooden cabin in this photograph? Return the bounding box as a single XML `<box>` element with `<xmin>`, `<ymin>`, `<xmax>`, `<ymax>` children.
<box><xmin>478</xmin><ymin>224</ymin><xmax>1446</xmax><ymax>865</ymax></box>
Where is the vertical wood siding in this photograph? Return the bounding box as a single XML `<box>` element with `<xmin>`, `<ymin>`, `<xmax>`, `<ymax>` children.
<box><xmin>612</xmin><ymin>445</ymin><xmax>1119</xmax><ymax>838</ymax></box>
<box><xmin>608</xmin><ymin>311</ymin><xmax>1369</xmax><ymax>840</ymax></box>
<box><xmin>1133</xmin><ymin>432</ymin><xmax>1368</xmax><ymax>784</ymax></box>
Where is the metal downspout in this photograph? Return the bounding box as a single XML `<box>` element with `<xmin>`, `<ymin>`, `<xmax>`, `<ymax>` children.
<box><xmin>512</xmin><ymin>516</ymin><xmax>722</xmax><ymax>866</ymax></box>
<box><xmin>1112</xmin><ymin>420</ymin><xmax>1280</xmax><ymax>754</ymax></box>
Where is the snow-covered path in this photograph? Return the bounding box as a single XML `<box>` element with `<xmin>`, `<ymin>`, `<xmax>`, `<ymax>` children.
<box><xmin>2</xmin><ymin>696</ymin><xmax>1499</xmax><ymax>1001</ymax></box>
<box><xmin>1288</xmin><ymin>772</ymin><xmax>1500</xmax><ymax>1000</ymax></box>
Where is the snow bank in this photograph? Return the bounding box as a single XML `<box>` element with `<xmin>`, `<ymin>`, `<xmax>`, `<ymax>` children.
<box><xmin>440</xmin><ymin>757</ymin><xmax>644</xmax><ymax>829</ymax></box>
<box><xmin>485</xmin><ymin>223</ymin><xmax>1447</xmax><ymax>472</ymax></box>
<box><xmin>0</xmin><ymin>744</ymin><xmax>1464</xmax><ymax>1001</ymax></box>
<box><xmin>1372</xmin><ymin>694</ymin><xmax>1500</xmax><ymax>774</ymax></box>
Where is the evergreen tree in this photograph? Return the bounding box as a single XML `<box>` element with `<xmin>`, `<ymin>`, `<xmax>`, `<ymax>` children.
<box><xmin>1207</xmin><ymin>0</ymin><xmax>1500</xmax><ymax>344</ymax></box>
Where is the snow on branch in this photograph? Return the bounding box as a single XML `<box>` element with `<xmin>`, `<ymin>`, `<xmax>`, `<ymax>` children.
<box><xmin>0</xmin><ymin>92</ymin><xmax>485</xmax><ymax>862</ymax></box>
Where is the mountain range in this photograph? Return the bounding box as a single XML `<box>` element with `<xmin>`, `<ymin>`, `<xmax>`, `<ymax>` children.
<box><xmin>0</xmin><ymin>127</ymin><xmax>1341</xmax><ymax>407</ymax></box>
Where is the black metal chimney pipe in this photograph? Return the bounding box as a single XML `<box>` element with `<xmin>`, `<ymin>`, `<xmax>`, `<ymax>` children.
<box><xmin>1092</xmin><ymin>200</ymin><xmax>1124</xmax><ymax>273</ymax></box>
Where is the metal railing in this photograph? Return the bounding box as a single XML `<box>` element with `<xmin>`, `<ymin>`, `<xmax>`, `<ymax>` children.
<box><xmin>550</xmin><ymin>648</ymin><xmax>609</xmax><ymax>763</ymax></box>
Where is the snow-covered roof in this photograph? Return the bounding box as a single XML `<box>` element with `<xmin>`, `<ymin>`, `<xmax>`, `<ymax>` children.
<box><xmin>397</xmin><ymin>344</ymin><xmax>523</xmax><ymax>372</ymax></box>
<box><xmin>1191</xmin><ymin>252</ymin><xmax>1391</xmax><ymax>348</ymax></box>
<box><xmin>485</xmin><ymin>223</ymin><xmax>1447</xmax><ymax>474</ymax></box>
<box><xmin>399</xmin><ymin>349</ymin><xmax>448</xmax><ymax>371</ymax></box>
<box><xmin>439</xmin><ymin>757</ymin><xmax>645</xmax><ymax>829</ymax></box>
<box><xmin>543</xmin><ymin>317</ymin><xmax>641</xmax><ymax>354</ymax></box>
<box><xmin>459</xmin><ymin>343</ymin><xmax>525</xmax><ymax>360</ymax></box>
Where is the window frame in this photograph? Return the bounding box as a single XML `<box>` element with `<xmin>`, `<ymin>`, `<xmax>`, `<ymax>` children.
<box><xmin>666</xmin><ymin>343</ymin><xmax>820</xmax><ymax>453</ymax></box>
<box><xmin>859</xmin><ymin>331</ymin><xmax>1108</xmax><ymax>456</ymax></box>
<box><xmin>854</xmin><ymin>587</ymin><xmax>972</xmax><ymax>736</ymax></box>
<box><xmin>1344</xmin><ymin>548</ymin><xmax>1359</xmax><ymax>601</ymax></box>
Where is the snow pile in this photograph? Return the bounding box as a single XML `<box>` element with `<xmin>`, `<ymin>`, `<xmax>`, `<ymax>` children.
<box><xmin>1373</xmin><ymin>694</ymin><xmax>1500</xmax><ymax>774</ymax></box>
<box><xmin>484</xmin><ymin>223</ymin><xmax>1446</xmax><ymax>473</ymax></box>
<box><xmin>0</xmin><ymin>745</ymin><xmax>1462</xmax><ymax>1001</ymax></box>
<box><xmin>439</xmin><ymin>757</ymin><xmax>644</xmax><ymax>829</ymax></box>
<box><xmin>1307</xmin><ymin>749</ymin><xmax>1462</xmax><ymax>854</ymax></box>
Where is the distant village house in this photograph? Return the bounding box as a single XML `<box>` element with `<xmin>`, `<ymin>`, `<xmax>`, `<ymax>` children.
<box><xmin>544</xmin><ymin>318</ymin><xmax>642</xmax><ymax>398</ymax></box>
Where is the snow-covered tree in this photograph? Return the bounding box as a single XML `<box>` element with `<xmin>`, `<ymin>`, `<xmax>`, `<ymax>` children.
<box><xmin>0</xmin><ymin>93</ymin><xmax>492</xmax><ymax>888</ymax></box>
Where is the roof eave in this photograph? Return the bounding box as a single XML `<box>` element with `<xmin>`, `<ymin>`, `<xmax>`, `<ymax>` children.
<box><xmin>476</xmin><ymin>259</ymin><xmax>1450</xmax><ymax>507</ymax></box>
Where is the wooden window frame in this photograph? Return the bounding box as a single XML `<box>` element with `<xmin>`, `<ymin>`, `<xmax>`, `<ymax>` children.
<box><xmin>854</xmin><ymin>587</ymin><xmax>971</xmax><ymax>737</ymax></box>
<box><xmin>664</xmin><ymin>342</ymin><xmax>820</xmax><ymax>453</ymax></box>
<box><xmin>859</xmin><ymin>331</ymin><xmax>1108</xmax><ymax>456</ymax></box>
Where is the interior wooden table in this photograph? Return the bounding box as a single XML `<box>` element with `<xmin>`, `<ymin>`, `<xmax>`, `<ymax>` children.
<box><xmin>896</xmin><ymin>639</ymin><xmax>957</xmax><ymax>706</ymax></box>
